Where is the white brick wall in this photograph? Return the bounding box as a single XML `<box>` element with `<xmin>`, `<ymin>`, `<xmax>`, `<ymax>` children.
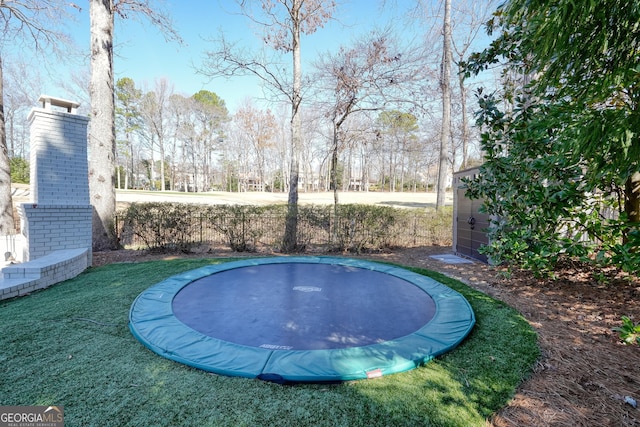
<box><xmin>0</xmin><ymin>98</ymin><xmax>93</xmax><ymax>299</ymax></box>
<box><xmin>28</xmin><ymin>108</ymin><xmax>90</xmax><ymax>206</ymax></box>
<box><xmin>19</xmin><ymin>205</ymin><xmax>92</xmax><ymax>262</ymax></box>
<box><xmin>0</xmin><ymin>248</ymin><xmax>89</xmax><ymax>300</ymax></box>
<box><xmin>21</xmin><ymin>103</ymin><xmax>92</xmax><ymax>264</ymax></box>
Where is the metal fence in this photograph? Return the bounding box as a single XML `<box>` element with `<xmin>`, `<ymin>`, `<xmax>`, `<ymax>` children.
<box><xmin>115</xmin><ymin>210</ymin><xmax>453</xmax><ymax>253</ymax></box>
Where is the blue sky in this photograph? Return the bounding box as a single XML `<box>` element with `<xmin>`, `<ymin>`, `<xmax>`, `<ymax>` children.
<box><xmin>46</xmin><ymin>0</ymin><xmax>440</xmax><ymax>112</ymax></box>
<box><xmin>17</xmin><ymin>1</ymin><xmax>496</xmax><ymax>114</ymax></box>
<box><xmin>109</xmin><ymin>0</ymin><xmax>427</xmax><ymax>111</ymax></box>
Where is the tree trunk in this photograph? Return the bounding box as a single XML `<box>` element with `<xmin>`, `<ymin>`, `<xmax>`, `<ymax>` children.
<box><xmin>149</xmin><ymin>140</ymin><xmax>155</xmax><ymax>189</ymax></box>
<box><xmin>160</xmin><ymin>145</ymin><xmax>166</xmax><ymax>191</ymax></box>
<box><xmin>331</xmin><ymin>124</ymin><xmax>339</xmax><ymax>207</ymax></box>
<box><xmin>0</xmin><ymin>55</ymin><xmax>15</xmax><ymax>235</ymax></box>
<box><xmin>625</xmin><ymin>171</ymin><xmax>640</xmax><ymax>224</ymax></box>
<box><xmin>282</xmin><ymin>0</ymin><xmax>302</xmax><ymax>253</ymax></box>
<box><xmin>436</xmin><ymin>0</ymin><xmax>452</xmax><ymax>210</ymax></box>
<box><xmin>624</xmin><ymin>171</ymin><xmax>640</xmax><ymax>246</ymax></box>
<box><xmin>129</xmin><ymin>142</ymin><xmax>134</xmax><ymax>188</ymax></box>
<box><xmin>284</xmin><ymin>157</ymin><xmax>299</xmax><ymax>250</ymax></box>
<box><xmin>400</xmin><ymin>139</ymin><xmax>406</xmax><ymax>192</ymax></box>
<box><xmin>89</xmin><ymin>0</ymin><xmax>118</xmax><ymax>250</ymax></box>
<box><xmin>458</xmin><ymin>70</ymin><xmax>469</xmax><ymax>170</ymax></box>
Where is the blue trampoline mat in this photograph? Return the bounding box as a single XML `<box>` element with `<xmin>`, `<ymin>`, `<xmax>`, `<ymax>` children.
<box><xmin>129</xmin><ymin>257</ymin><xmax>475</xmax><ymax>383</ymax></box>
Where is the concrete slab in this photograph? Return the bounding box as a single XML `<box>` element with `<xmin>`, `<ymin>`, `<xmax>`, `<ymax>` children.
<box><xmin>429</xmin><ymin>254</ymin><xmax>474</xmax><ymax>264</ymax></box>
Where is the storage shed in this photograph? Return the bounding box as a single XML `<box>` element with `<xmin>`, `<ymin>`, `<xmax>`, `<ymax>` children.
<box><xmin>452</xmin><ymin>167</ymin><xmax>490</xmax><ymax>263</ymax></box>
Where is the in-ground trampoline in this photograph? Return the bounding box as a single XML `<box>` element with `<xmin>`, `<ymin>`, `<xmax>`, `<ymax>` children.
<box><xmin>129</xmin><ymin>257</ymin><xmax>475</xmax><ymax>383</ymax></box>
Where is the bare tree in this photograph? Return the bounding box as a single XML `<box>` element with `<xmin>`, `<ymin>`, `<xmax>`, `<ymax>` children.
<box><xmin>201</xmin><ymin>0</ymin><xmax>335</xmax><ymax>252</ymax></box>
<box><xmin>436</xmin><ymin>0</ymin><xmax>452</xmax><ymax>210</ymax></box>
<box><xmin>234</xmin><ymin>100</ymin><xmax>278</xmax><ymax>191</ymax></box>
<box><xmin>89</xmin><ymin>0</ymin><xmax>180</xmax><ymax>250</ymax></box>
<box><xmin>156</xmin><ymin>79</ymin><xmax>173</xmax><ymax>191</ymax></box>
<box><xmin>4</xmin><ymin>60</ymin><xmax>45</xmax><ymax>161</ymax></box>
<box><xmin>137</xmin><ymin>78</ymin><xmax>174</xmax><ymax>191</ymax></box>
<box><xmin>272</xmin><ymin>102</ymin><xmax>292</xmax><ymax>193</ymax></box>
<box><xmin>298</xmin><ymin>106</ymin><xmax>327</xmax><ymax>192</ymax></box>
<box><xmin>115</xmin><ymin>77</ymin><xmax>142</xmax><ymax>189</ymax></box>
<box><xmin>0</xmin><ymin>57</ymin><xmax>13</xmax><ymax>233</ymax></box>
<box><xmin>89</xmin><ymin>0</ymin><xmax>118</xmax><ymax>249</ymax></box>
<box><xmin>377</xmin><ymin>110</ymin><xmax>419</xmax><ymax>192</ymax></box>
<box><xmin>405</xmin><ymin>0</ymin><xmax>493</xmax><ymax>198</ymax></box>
<box><xmin>166</xmin><ymin>93</ymin><xmax>190</xmax><ymax>191</ymax></box>
<box><xmin>312</xmin><ymin>29</ymin><xmax>423</xmax><ymax>208</ymax></box>
<box><xmin>451</xmin><ymin>0</ymin><xmax>498</xmax><ymax>170</ymax></box>
<box><xmin>0</xmin><ymin>0</ymin><xmax>75</xmax><ymax>234</ymax></box>
<box><xmin>173</xmin><ymin>90</ymin><xmax>228</xmax><ymax>192</ymax></box>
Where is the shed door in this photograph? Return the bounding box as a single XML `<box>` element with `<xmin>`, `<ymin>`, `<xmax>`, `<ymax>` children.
<box><xmin>456</xmin><ymin>186</ymin><xmax>490</xmax><ymax>263</ymax></box>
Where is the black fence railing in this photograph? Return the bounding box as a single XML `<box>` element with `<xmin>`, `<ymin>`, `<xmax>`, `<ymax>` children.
<box><xmin>115</xmin><ymin>209</ymin><xmax>452</xmax><ymax>253</ymax></box>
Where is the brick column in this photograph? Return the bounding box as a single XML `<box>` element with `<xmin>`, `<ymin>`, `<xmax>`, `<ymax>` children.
<box><xmin>19</xmin><ymin>96</ymin><xmax>92</xmax><ymax>265</ymax></box>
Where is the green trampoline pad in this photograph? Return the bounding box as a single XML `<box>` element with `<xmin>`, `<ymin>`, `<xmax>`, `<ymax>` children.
<box><xmin>129</xmin><ymin>257</ymin><xmax>475</xmax><ymax>383</ymax></box>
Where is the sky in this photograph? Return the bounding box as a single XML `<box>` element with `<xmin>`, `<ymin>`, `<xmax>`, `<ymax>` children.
<box><xmin>107</xmin><ymin>0</ymin><xmax>429</xmax><ymax>112</ymax></box>
<box><xmin>13</xmin><ymin>0</ymin><xmax>497</xmax><ymax>114</ymax></box>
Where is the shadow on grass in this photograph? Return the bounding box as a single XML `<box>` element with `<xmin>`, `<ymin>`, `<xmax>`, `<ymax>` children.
<box><xmin>0</xmin><ymin>258</ymin><xmax>538</xmax><ymax>427</ymax></box>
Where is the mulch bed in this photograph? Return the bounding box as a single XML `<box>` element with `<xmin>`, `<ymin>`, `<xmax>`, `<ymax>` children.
<box><xmin>93</xmin><ymin>246</ymin><xmax>640</xmax><ymax>426</ymax></box>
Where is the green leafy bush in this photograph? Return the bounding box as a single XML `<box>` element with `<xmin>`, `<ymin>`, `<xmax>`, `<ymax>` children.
<box><xmin>10</xmin><ymin>157</ymin><xmax>29</xmax><ymax>184</ymax></box>
<box><xmin>296</xmin><ymin>205</ymin><xmax>332</xmax><ymax>250</ymax></box>
<box><xmin>331</xmin><ymin>204</ymin><xmax>399</xmax><ymax>253</ymax></box>
<box><xmin>613</xmin><ymin>316</ymin><xmax>640</xmax><ymax>345</ymax></box>
<box><xmin>463</xmin><ymin>1</ymin><xmax>640</xmax><ymax>276</ymax></box>
<box><xmin>117</xmin><ymin>202</ymin><xmax>452</xmax><ymax>253</ymax></box>
<box><xmin>405</xmin><ymin>207</ymin><xmax>453</xmax><ymax>246</ymax></box>
<box><xmin>465</xmin><ymin>91</ymin><xmax>640</xmax><ymax>276</ymax></box>
<box><xmin>201</xmin><ymin>204</ymin><xmax>276</xmax><ymax>252</ymax></box>
<box><xmin>118</xmin><ymin>202</ymin><xmax>201</xmax><ymax>251</ymax></box>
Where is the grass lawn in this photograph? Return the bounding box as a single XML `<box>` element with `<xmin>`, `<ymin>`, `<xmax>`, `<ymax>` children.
<box><xmin>0</xmin><ymin>258</ymin><xmax>538</xmax><ymax>426</ymax></box>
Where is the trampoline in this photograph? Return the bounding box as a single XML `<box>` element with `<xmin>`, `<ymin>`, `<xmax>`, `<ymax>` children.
<box><xmin>129</xmin><ymin>257</ymin><xmax>475</xmax><ymax>383</ymax></box>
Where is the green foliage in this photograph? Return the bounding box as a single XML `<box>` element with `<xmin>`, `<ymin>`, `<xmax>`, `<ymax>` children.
<box><xmin>613</xmin><ymin>316</ymin><xmax>640</xmax><ymax>345</ymax></box>
<box><xmin>271</xmin><ymin>171</ymin><xmax>286</xmax><ymax>192</ymax></box>
<box><xmin>465</xmin><ymin>93</ymin><xmax>598</xmax><ymax>274</ymax></box>
<box><xmin>119</xmin><ymin>203</ymin><xmax>278</xmax><ymax>252</ymax></box>
<box><xmin>115</xmin><ymin>77</ymin><xmax>142</xmax><ymax>133</ymax></box>
<box><xmin>466</xmin><ymin>90</ymin><xmax>639</xmax><ymax>275</ymax></box>
<box><xmin>377</xmin><ymin>110</ymin><xmax>419</xmax><ymax>133</ymax></box>
<box><xmin>331</xmin><ymin>204</ymin><xmax>399</xmax><ymax>253</ymax></box>
<box><xmin>119</xmin><ymin>202</ymin><xmax>201</xmax><ymax>252</ymax></box>
<box><xmin>294</xmin><ymin>205</ymin><xmax>332</xmax><ymax>250</ymax></box>
<box><xmin>10</xmin><ymin>157</ymin><xmax>29</xmax><ymax>184</ymax></box>
<box><xmin>117</xmin><ymin>202</ymin><xmax>452</xmax><ymax>253</ymax></box>
<box><xmin>463</xmin><ymin>0</ymin><xmax>640</xmax><ymax>275</ymax></box>
<box><xmin>192</xmin><ymin>89</ymin><xmax>227</xmax><ymax>110</ymax></box>
<box><xmin>420</xmin><ymin>206</ymin><xmax>453</xmax><ymax>246</ymax></box>
<box><xmin>202</xmin><ymin>204</ymin><xmax>277</xmax><ymax>252</ymax></box>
